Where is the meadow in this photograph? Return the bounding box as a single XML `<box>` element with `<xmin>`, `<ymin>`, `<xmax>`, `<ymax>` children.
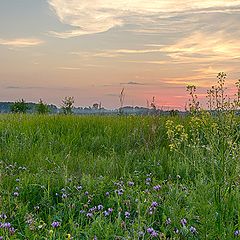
<box><xmin>0</xmin><ymin>113</ymin><xmax>240</xmax><ymax>239</ymax></box>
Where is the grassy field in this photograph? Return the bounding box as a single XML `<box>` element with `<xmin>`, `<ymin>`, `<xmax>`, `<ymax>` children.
<box><xmin>0</xmin><ymin>113</ymin><xmax>240</xmax><ymax>239</ymax></box>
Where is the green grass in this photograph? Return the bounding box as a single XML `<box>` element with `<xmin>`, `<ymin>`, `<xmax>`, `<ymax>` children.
<box><xmin>0</xmin><ymin>113</ymin><xmax>240</xmax><ymax>239</ymax></box>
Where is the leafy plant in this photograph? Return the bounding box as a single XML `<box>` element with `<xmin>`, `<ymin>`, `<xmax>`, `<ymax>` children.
<box><xmin>10</xmin><ymin>99</ymin><xmax>28</xmax><ymax>113</ymax></box>
<box><xmin>36</xmin><ymin>99</ymin><xmax>50</xmax><ymax>114</ymax></box>
<box><xmin>61</xmin><ymin>96</ymin><xmax>74</xmax><ymax>115</ymax></box>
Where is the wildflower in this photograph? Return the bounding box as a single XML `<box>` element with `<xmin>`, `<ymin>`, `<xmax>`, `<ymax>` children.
<box><xmin>153</xmin><ymin>185</ymin><xmax>161</xmax><ymax>191</ymax></box>
<box><xmin>190</xmin><ymin>226</ymin><xmax>197</xmax><ymax>234</ymax></box>
<box><xmin>117</xmin><ymin>189</ymin><xmax>124</xmax><ymax>195</ymax></box>
<box><xmin>97</xmin><ymin>205</ymin><xmax>104</xmax><ymax>211</ymax></box>
<box><xmin>0</xmin><ymin>214</ymin><xmax>7</xmax><ymax>219</ymax></box>
<box><xmin>151</xmin><ymin>202</ymin><xmax>158</xmax><ymax>208</ymax></box>
<box><xmin>166</xmin><ymin>217</ymin><xmax>171</xmax><ymax>225</ymax></box>
<box><xmin>16</xmin><ymin>178</ymin><xmax>20</xmax><ymax>182</ymax></box>
<box><xmin>147</xmin><ymin>228</ymin><xmax>154</xmax><ymax>234</ymax></box>
<box><xmin>34</xmin><ymin>206</ymin><xmax>40</xmax><ymax>211</ymax></box>
<box><xmin>80</xmin><ymin>210</ymin><xmax>85</xmax><ymax>214</ymax></box>
<box><xmin>9</xmin><ymin>227</ymin><xmax>15</xmax><ymax>235</ymax></box>
<box><xmin>148</xmin><ymin>209</ymin><xmax>153</xmax><ymax>215</ymax></box>
<box><xmin>108</xmin><ymin>208</ymin><xmax>113</xmax><ymax>213</ymax></box>
<box><xmin>84</xmin><ymin>191</ymin><xmax>89</xmax><ymax>196</ymax></box>
<box><xmin>105</xmin><ymin>192</ymin><xmax>110</xmax><ymax>197</ymax></box>
<box><xmin>103</xmin><ymin>211</ymin><xmax>109</xmax><ymax>217</ymax></box>
<box><xmin>3</xmin><ymin>222</ymin><xmax>11</xmax><ymax>228</ymax></box>
<box><xmin>151</xmin><ymin>231</ymin><xmax>158</xmax><ymax>237</ymax></box>
<box><xmin>147</xmin><ymin>228</ymin><xmax>158</xmax><ymax>237</ymax></box>
<box><xmin>89</xmin><ymin>206</ymin><xmax>97</xmax><ymax>212</ymax></box>
<box><xmin>0</xmin><ymin>236</ymin><xmax>3</xmax><ymax>240</ymax></box>
<box><xmin>128</xmin><ymin>181</ymin><xmax>134</xmax><ymax>187</ymax></box>
<box><xmin>174</xmin><ymin>227</ymin><xmax>179</xmax><ymax>234</ymax></box>
<box><xmin>125</xmin><ymin>211</ymin><xmax>130</xmax><ymax>218</ymax></box>
<box><xmin>146</xmin><ymin>178</ymin><xmax>151</xmax><ymax>185</ymax></box>
<box><xmin>62</xmin><ymin>193</ymin><xmax>67</xmax><ymax>199</ymax></box>
<box><xmin>86</xmin><ymin>213</ymin><xmax>93</xmax><ymax>218</ymax></box>
<box><xmin>51</xmin><ymin>221</ymin><xmax>60</xmax><ymax>228</ymax></box>
<box><xmin>235</xmin><ymin>230</ymin><xmax>240</xmax><ymax>236</ymax></box>
<box><xmin>66</xmin><ymin>233</ymin><xmax>71</xmax><ymax>240</ymax></box>
<box><xmin>180</xmin><ymin>218</ymin><xmax>187</xmax><ymax>226</ymax></box>
<box><xmin>13</xmin><ymin>192</ymin><xmax>19</xmax><ymax>197</ymax></box>
<box><xmin>77</xmin><ymin>186</ymin><xmax>82</xmax><ymax>191</ymax></box>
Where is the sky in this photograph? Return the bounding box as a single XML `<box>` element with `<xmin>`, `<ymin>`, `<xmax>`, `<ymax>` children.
<box><xmin>0</xmin><ymin>0</ymin><xmax>240</xmax><ymax>109</ymax></box>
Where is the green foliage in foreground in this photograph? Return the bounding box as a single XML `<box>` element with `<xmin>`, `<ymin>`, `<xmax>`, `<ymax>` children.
<box><xmin>0</xmin><ymin>113</ymin><xmax>240</xmax><ymax>239</ymax></box>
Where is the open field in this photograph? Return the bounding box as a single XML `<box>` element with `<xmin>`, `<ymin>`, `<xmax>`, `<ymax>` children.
<box><xmin>0</xmin><ymin>113</ymin><xmax>240</xmax><ymax>239</ymax></box>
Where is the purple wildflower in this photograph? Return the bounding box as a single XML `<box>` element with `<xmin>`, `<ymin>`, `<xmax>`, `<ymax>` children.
<box><xmin>180</xmin><ymin>218</ymin><xmax>187</xmax><ymax>226</ymax></box>
<box><xmin>128</xmin><ymin>181</ymin><xmax>134</xmax><ymax>187</ymax></box>
<box><xmin>13</xmin><ymin>192</ymin><xmax>19</xmax><ymax>197</ymax></box>
<box><xmin>234</xmin><ymin>230</ymin><xmax>240</xmax><ymax>236</ymax></box>
<box><xmin>103</xmin><ymin>211</ymin><xmax>109</xmax><ymax>217</ymax></box>
<box><xmin>3</xmin><ymin>222</ymin><xmax>11</xmax><ymax>229</ymax></box>
<box><xmin>151</xmin><ymin>202</ymin><xmax>158</xmax><ymax>208</ymax></box>
<box><xmin>51</xmin><ymin>221</ymin><xmax>60</xmax><ymax>228</ymax></box>
<box><xmin>125</xmin><ymin>211</ymin><xmax>130</xmax><ymax>219</ymax></box>
<box><xmin>108</xmin><ymin>208</ymin><xmax>113</xmax><ymax>213</ymax></box>
<box><xmin>86</xmin><ymin>213</ymin><xmax>93</xmax><ymax>218</ymax></box>
<box><xmin>146</xmin><ymin>178</ymin><xmax>151</xmax><ymax>185</ymax></box>
<box><xmin>174</xmin><ymin>227</ymin><xmax>179</xmax><ymax>234</ymax></box>
<box><xmin>190</xmin><ymin>226</ymin><xmax>197</xmax><ymax>234</ymax></box>
<box><xmin>9</xmin><ymin>227</ymin><xmax>15</xmax><ymax>235</ymax></box>
<box><xmin>151</xmin><ymin>231</ymin><xmax>158</xmax><ymax>237</ymax></box>
<box><xmin>89</xmin><ymin>206</ymin><xmax>97</xmax><ymax>212</ymax></box>
<box><xmin>117</xmin><ymin>189</ymin><xmax>124</xmax><ymax>195</ymax></box>
<box><xmin>147</xmin><ymin>228</ymin><xmax>154</xmax><ymax>234</ymax></box>
<box><xmin>153</xmin><ymin>185</ymin><xmax>161</xmax><ymax>191</ymax></box>
<box><xmin>0</xmin><ymin>214</ymin><xmax>7</xmax><ymax>219</ymax></box>
<box><xmin>84</xmin><ymin>191</ymin><xmax>89</xmax><ymax>196</ymax></box>
<box><xmin>0</xmin><ymin>236</ymin><xmax>3</xmax><ymax>240</ymax></box>
<box><xmin>166</xmin><ymin>217</ymin><xmax>171</xmax><ymax>225</ymax></box>
<box><xmin>77</xmin><ymin>186</ymin><xmax>82</xmax><ymax>191</ymax></box>
<box><xmin>97</xmin><ymin>205</ymin><xmax>104</xmax><ymax>211</ymax></box>
<box><xmin>105</xmin><ymin>192</ymin><xmax>110</xmax><ymax>197</ymax></box>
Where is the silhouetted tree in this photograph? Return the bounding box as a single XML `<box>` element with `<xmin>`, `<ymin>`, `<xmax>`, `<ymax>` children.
<box><xmin>36</xmin><ymin>99</ymin><xmax>49</xmax><ymax>114</ymax></box>
<box><xmin>11</xmin><ymin>99</ymin><xmax>28</xmax><ymax>113</ymax></box>
<box><xmin>92</xmin><ymin>103</ymin><xmax>99</xmax><ymax>110</ymax></box>
<box><xmin>61</xmin><ymin>96</ymin><xmax>74</xmax><ymax>115</ymax></box>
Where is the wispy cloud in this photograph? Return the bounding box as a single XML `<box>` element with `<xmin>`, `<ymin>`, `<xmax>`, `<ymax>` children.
<box><xmin>48</xmin><ymin>0</ymin><xmax>240</xmax><ymax>38</ymax></box>
<box><xmin>121</xmin><ymin>81</ymin><xmax>146</xmax><ymax>86</ymax></box>
<box><xmin>160</xmin><ymin>31</ymin><xmax>240</xmax><ymax>63</ymax></box>
<box><xmin>0</xmin><ymin>38</ymin><xmax>44</xmax><ymax>47</ymax></box>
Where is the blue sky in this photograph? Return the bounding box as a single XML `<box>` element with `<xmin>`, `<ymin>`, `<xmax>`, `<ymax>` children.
<box><xmin>1</xmin><ymin>0</ymin><xmax>240</xmax><ymax>109</ymax></box>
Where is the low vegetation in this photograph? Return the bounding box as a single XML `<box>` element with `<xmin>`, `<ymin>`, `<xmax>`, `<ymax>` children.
<box><xmin>0</xmin><ymin>112</ymin><xmax>240</xmax><ymax>239</ymax></box>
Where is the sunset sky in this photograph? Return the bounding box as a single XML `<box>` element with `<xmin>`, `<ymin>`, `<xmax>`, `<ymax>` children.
<box><xmin>1</xmin><ymin>0</ymin><xmax>240</xmax><ymax>109</ymax></box>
